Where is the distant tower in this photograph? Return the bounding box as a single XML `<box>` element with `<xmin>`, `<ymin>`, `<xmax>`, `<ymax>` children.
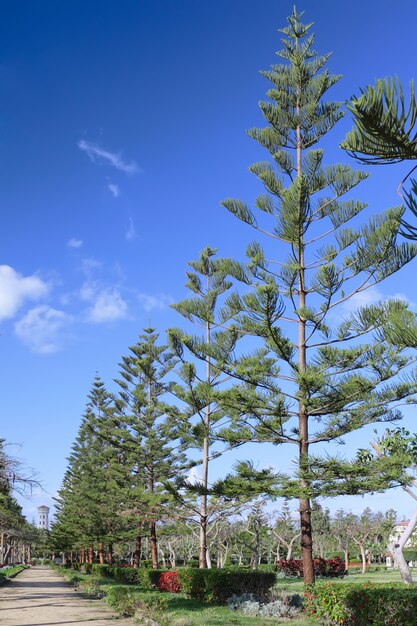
<box><xmin>37</xmin><ymin>505</ymin><xmax>50</xmax><ymax>530</ymax></box>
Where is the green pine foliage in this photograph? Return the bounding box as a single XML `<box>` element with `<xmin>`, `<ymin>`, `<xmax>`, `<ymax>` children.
<box><xmin>52</xmin><ymin>376</ymin><xmax>128</xmax><ymax>561</ymax></box>
<box><xmin>341</xmin><ymin>77</ymin><xmax>417</xmax><ymax>239</ymax></box>
<box><xmin>167</xmin><ymin>246</ymin><xmax>250</xmax><ymax>568</ymax></box>
<box><xmin>342</xmin><ymin>78</ymin><xmax>417</xmax><ymax>164</ymax></box>
<box><xmin>112</xmin><ymin>328</ymin><xmax>187</xmax><ymax>568</ymax></box>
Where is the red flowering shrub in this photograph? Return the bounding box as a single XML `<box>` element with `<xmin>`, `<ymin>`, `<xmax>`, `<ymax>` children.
<box><xmin>158</xmin><ymin>571</ymin><xmax>181</xmax><ymax>593</ymax></box>
<box><xmin>277</xmin><ymin>557</ymin><xmax>347</xmax><ymax>578</ymax></box>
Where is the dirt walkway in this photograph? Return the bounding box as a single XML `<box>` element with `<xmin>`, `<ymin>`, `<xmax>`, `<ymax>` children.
<box><xmin>0</xmin><ymin>566</ymin><xmax>137</xmax><ymax>626</ymax></box>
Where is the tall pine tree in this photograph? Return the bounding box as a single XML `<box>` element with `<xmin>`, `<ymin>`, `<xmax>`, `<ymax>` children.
<box><xmin>113</xmin><ymin>328</ymin><xmax>186</xmax><ymax>568</ymax></box>
<box><xmin>54</xmin><ymin>377</ymin><xmax>127</xmax><ymax>563</ymax></box>
<box><xmin>168</xmin><ymin>246</ymin><xmax>248</xmax><ymax>568</ymax></box>
<box><xmin>215</xmin><ymin>8</ymin><xmax>417</xmax><ymax>584</ymax></box>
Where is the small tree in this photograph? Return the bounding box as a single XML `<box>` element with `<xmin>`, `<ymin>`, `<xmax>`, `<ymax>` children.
<box><xmin>346</xmin><ymin>508</ymin><xmax>395</xmax><ymax>574</ymax></box>
<box><xmin>311</xmin><ymin>502</ymin><xmax>331</xmax><ymax>559</ymax></box>
<box><xmin>358</xmin><ymin>427</ymin><xmax>417</xmax><ymax>583</ymax></box>
<box><xmin>271</xmin><ymin>500</ymin><xmax>300</xmax><ymax>561</ymax></box>
<box><xmin>168</xmin><ymin>246</ymin><xmax>247</xmax><ymax>567</ymax></box>
<box><xmin>331</xmin><ymin>509</ymin><xmax>356</xmax><ymax>569</ymax></box>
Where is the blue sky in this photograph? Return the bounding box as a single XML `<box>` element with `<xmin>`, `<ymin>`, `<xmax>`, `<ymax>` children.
<box><xmin>2</xmin><ymin>0</ymin><xmax>417</xmax><ymax>523</ymax></box>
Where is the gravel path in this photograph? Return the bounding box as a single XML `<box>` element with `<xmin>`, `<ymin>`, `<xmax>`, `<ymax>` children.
<box><xmin>0</xmin><ymin>566</ymin><xmax>137</xmax><ymax>626</ymax></box>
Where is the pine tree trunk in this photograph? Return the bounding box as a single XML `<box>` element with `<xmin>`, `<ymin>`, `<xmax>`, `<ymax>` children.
<box><xmin>199</xmin><ymin>304</ymin><xmax>211</xmax><ymax>569</ymax></box>
<box><xmin>107</xmin><ymin>543</ymin><xmax>113</xmax><ymax>565</ymax></box>
<box><xmin>199</xmin><ymin>515</ymin><xmax>207</xmax><ymax>569</ymax></box>
<box><xmin>150</xmin><ymin>521</ymin><xmax>158</xmax><ymax>569</ymax></box>
<box><xmin>89</xmin><ymin>544</ymin><xmax>94</xmax><ymax>564</ymax></box>
<box><xmin>296</xmin><ymin>85</ymin><xmax>315</xmax><ymax>585</ymax></box>
<box><xmin>133</xmin><ymin>535</ymin><xmax>142</xmax><ymax>568</ymax></box>
<box><xmin>99</xmin><ymin>542</ymin><xmax>105</xmax><ymax>564</ymax></box>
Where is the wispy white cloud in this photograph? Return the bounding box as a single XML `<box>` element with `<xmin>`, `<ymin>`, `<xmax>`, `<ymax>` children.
<box><xmin>80</xmin><ymin>258</ymin><xmax>103</xmax><ymax>277</ymax></box>
<box><xmin>341</xmin><ymin>287</ymin><xmax>384</xmax><ymax>314</ymax></box>
<box><xmin>67</xmin><ymin>238</ymin><xmax>83</xmax><ymax>249</ymax></box>
<box><xmin>137</xmin><ymin>292</ymin><xmax>173</xmax><ymax>312</ymax></box>
<box><xmin>0</xmin><ymin>266</ymin><xmax>49</xmax><ymax>321</ymax></box>
<box><xmin>107</xmin><ymin>183</ymin><xmax>120</xmax><ymax>198</ymax></box>
<box><xmin>80</xmin><ymin>282</ymin><xmax>129</xmax><ymax>323</ymax></box>
<box><xmin>126</xmin><ymin>217</ymin><xmax>136</xmax><ymax>241</ymax></box>
<box><xmin>14</xmin><ymin>305</ymin><xmax>72</xmax><ymax>354</ymax></box>
<box><xmin>341</xmin><ymin>287</ymin><xmax>417</xmax><ymax>316</ymax></box>
<box><xmin>388</xmin><ymin>292</ymin><xmax>417</xmax><ymax>309</ymax></box>
<box><xmin>78</xmin><ymin>139</ymin><xmax>140</xmax><ymax>174</ymax></box>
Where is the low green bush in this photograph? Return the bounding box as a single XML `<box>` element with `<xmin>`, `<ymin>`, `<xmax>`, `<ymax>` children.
<box><xmin>109</xmin><ymin>566</ymin><xmax>139</xmax><ymax>584</ymax></box>
<box><xmin>82</xmin><ymin>563</ymin><xmax>93</xmax><ymax>574</ymax></box>
<box><xmin>106</xmin><ymin>565</ymin><xmax>168</xmax><ymax>588</ymax></box>
<box><xmin>91</xmin><ymin>564</ymin><xmax>112</xmax><ymax>578</ymax></box>
<box><xmin>136</xmin><ymin>568</ymin><xmax>167</xmax><ymax>589</ymax></box>
<box><xmin>305</xmin><ymin>581</ymin><xmax>417</xmax><ymax>625</ymax></box>
<box><xmin>105</xmin><ymin>585</ymin><xmax>169</xmax><ymax>618</ymax></box>
<box><xmin>403</xmin><ymin>549</ymin><xmax>417</xmax><ymax>562</ymax></box>
<box><xmin>177</xmin><ymin>567</ymin><xmax>276</xmax><ymax>604</ymax></box>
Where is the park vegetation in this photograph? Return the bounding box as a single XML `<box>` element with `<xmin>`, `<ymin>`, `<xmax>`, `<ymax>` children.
<box><xmin>48</xmin><ymin>7</ymin><xmax>417</xmax><ymax>588</ymax></box>
<box><xmin>6</xmin><ymin>8</ymin><xmax>417</xmax><ymax>624</ymax></box>
<box><xmin>0</xmin><ymin>439</ymin><xmax>42</xmax><ymax>566</ymax></box>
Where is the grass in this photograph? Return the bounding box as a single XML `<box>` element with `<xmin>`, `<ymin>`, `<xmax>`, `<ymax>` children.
<box><xmin>141</xmin><ymin>596</ymin><xmax>278</xmax><ymax>625</ymax></box>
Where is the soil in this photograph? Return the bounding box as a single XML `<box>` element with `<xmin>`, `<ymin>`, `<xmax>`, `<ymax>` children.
<box><xmin>0</xmin><ymin>566</ymin><xmax>137</xmax><ymax>626</ymax></box>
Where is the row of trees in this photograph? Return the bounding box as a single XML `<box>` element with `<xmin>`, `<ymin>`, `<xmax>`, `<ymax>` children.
<box><xmin>0</xmin><ymin>439</ymin><xmax>40</xmax><ymax>565</ymax></box>
<box><xmin>50</xmin><ymin>8</ymin><xmax>417</xmax><ymax>586</ymax></box>
<box><xmin>52</xmin><ymin>464</ymin><xmax>397</xmax><ymax>574</ymax></box>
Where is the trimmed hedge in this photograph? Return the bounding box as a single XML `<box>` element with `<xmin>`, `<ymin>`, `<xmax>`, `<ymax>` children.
<box><xmin>277</xmin><ymin>557</ymin><xmax>347</xmax><ymax>578</ymax></box>
<box><xmin>91</xmin><ymin>564</ymin><xmax>112</xmax><ymax>578</ymax></box>
<box><xmin>305</xmin><ymin>581</ymin><xmax>417</xmax><ymax>625</ymax></box>
<box><xmin>88</xmin><ymin>565</ymin><xmax>168</xmax><ymax>589</ymax></box>
<box><xmin>0</xmin><ymin>565</ymin><xmax>29</xmax><ymax>581</ymax></box>
<box><xmin>177</xmin><ymin>567</ymin><xmax>276</xmax><ymax>604</ymax></box>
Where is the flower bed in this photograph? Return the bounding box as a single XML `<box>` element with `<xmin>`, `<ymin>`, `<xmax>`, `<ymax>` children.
<box><xmin>277</xmin><ymin>557</ymin><xmax>347</xmax><ymax>578</ymax></box>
